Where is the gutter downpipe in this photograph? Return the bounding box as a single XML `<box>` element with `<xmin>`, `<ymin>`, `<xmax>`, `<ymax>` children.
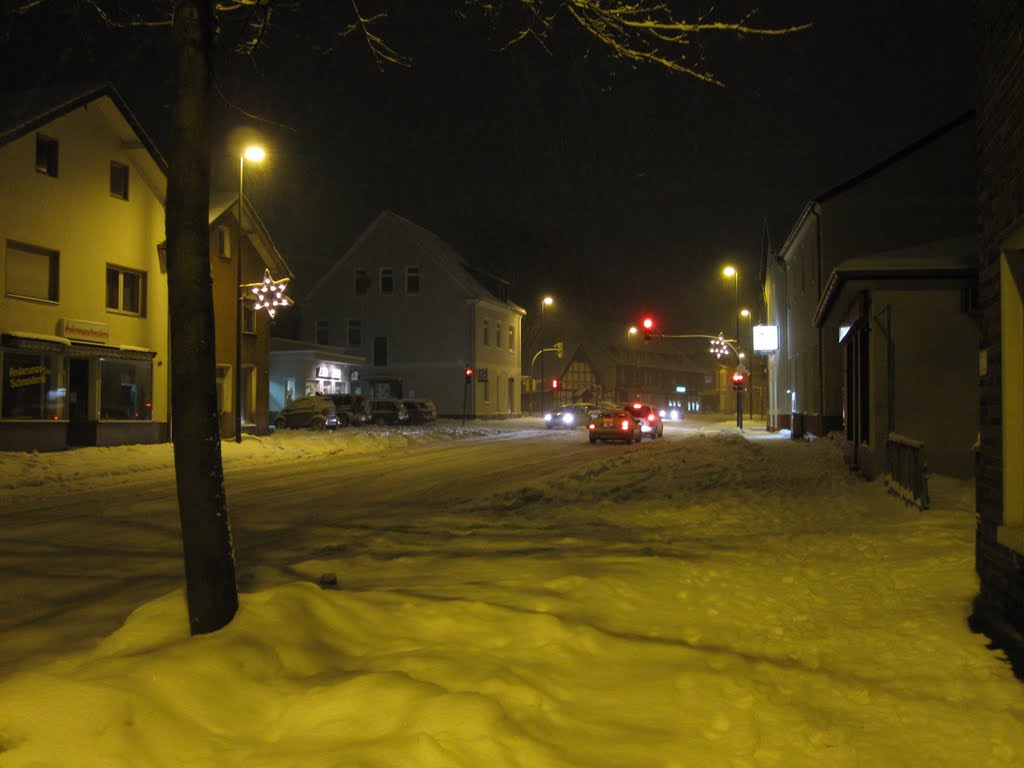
<box><xmin>813</xmin><ymin>202</ymin><xmax>825</xmax><ymax>436</ymax></box>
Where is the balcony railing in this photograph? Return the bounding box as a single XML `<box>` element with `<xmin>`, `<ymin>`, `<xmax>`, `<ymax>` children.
<box><xmin>884</xmin><ymin>433</ymin><xmax>930</xmax><ymax>509</ymax></box>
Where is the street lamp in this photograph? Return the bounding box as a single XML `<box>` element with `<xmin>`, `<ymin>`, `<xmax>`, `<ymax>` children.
<box><xmin>722</xmin><ymin>265</ymin><xmax>739</xmax><ymax>342</ymax></box>
<box><xmin>236</xmin><ymin>144</ymin><xmax>265</xmax><ymax>444</ymax></box>
<box><xmin>539</xmin><ymin>295</ymin><xmax>554</xmax><ymax>416</ymax></box>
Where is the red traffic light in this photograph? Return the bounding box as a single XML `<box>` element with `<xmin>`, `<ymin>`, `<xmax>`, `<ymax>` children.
<box><xmin>465</xmin><ymin>367</ymin><xmax>474</xmax><ymax>383</ymax></box>
<box><xmin>551</xmin><ymin>378</ymin><xmax>560</xmax><ymax>390</ymax></box>
<box><xmin>731</xmin><ymin>371</ymin><xmax>746</xmax><ymax>390</ymax></box>
<box><xmin>641</xmin><ymin>317</ymin><xmax>655</xmax><ymax>340</ymax></box>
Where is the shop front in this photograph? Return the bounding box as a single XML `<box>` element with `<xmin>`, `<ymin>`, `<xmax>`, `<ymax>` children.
<box><xmin>269</xmin><ymin>338</ymin><xmax>364</xmax><ymax>417</ymax></box>
<box><xmin>1</xmin><ymin>333</ymin><xmax>165</xmax><ymax>452</ymax></box>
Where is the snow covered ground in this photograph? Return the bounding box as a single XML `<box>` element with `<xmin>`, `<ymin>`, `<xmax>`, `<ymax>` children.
<box><xmin>0</xmin><ymin>416</ymin><xmax>1021</xmax><ymax>767</ymax></box>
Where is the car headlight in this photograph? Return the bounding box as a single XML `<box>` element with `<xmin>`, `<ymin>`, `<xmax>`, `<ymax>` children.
<box><xmin>562</xmin><ymin>413</ymin><xmax>574</xmax><ymax>425</ymax></box>
<box><xmin>543</xmin><ymin>413</ymin><xmax>552</xmax><ymax>422</ymax></box>
<box><xmin>670</xmin><ymin>409</ymin><xmax>680</xmax><ymax>420</ymax></box>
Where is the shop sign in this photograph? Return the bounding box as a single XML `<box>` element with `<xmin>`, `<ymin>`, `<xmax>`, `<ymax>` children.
<box><xmin>61</xmin><ymin>318</ymin><xmax>110</xmax><ymax>344</ymax></box>
<box><xmin>316</xmin><ymin>365</ymin><xmax>329</xmax><ymax>378</ymax></box>
<box><xmin>9</xmin><ymin>364</ymin><xmax>47</xmax><ymax>388</ymax></box>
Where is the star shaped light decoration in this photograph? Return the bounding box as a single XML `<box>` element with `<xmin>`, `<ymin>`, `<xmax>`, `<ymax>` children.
<box><xmin>709</xmin><ymin>333</ymin><xmax>731</xmax><ymax>359</ymax></box>
<box><xmin>249</xmin><ymin>269</ymin><xmax>293</xmax><ymax>318</ymax></box>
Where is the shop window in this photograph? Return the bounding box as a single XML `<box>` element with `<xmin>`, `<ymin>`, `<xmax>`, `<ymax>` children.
<box><xmin>315</xmin><ymin>320</ymin><xmax>329</xmax><ymax>345</ymax></box>
<box><xmin>6</xmin><ymin>241</ymin><xmax>59</xmax><ymax>302</ymax></box>
<box><xmin>380</xmin><ymin>267</ymin><xmax>394</xmax><ymax>295</ymax></box>
<box><xmin>110</xmin><ymin>161</ymin><xmax>129</xmax><ymax>200</ymax></box>
<box><xmin>99</xmin><ymin>358</ymin><xmax>153</xmax><ymax>420</ymax></box>
<box><xmin>373</xmin><ymin>336</ymin><xmax>388</xmax><ymax>366</ymax></box>
<box><xmin>405</xmin><ymin>266</ymin><xmax>420</xmax><ymax>294</ymax></box>
<box><xmin>2</xmin><ymin>351</ymin><xmax>63</xmax><ymax>419</ymax></box>
<box><xmin>347</xmin><ymin>319</ymin><xmax>362</xmax><ymax>347</ymax></box>
<box><xmin>106</xmin><ymin>266</ymin><xmax>146</xmax><ymax>316</ymax></box>
<box><xmin>35</xmin><ymin>134</ymin><xmax>58</xmax><ymax>177</ymax></box>
<box><xmin>354</xmin><ymin>269</ymin><xmax>369</xmax><ymax>296</ymax></box>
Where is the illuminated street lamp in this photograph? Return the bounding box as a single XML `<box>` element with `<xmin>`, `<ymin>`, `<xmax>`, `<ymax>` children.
<box><xmin>235</xmin><ymin>144</ymin><xmax>265</xmax><ymax>444</ymax></box>
<box><xmin>722</xmin><ymin>265</ymin><xmax>739</xmax><ymax>342</ymax></box>
<box><xmin>539</xmin><ymin>295</ymin><xmax>554</xmax><ymax>416</ymax></box>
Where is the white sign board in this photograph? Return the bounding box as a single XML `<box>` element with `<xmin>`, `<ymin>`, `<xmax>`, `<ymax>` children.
<box><xmin>753</xmin><ymin>325</ymin><xmax>778</xmax><ymax>353</ymax></box>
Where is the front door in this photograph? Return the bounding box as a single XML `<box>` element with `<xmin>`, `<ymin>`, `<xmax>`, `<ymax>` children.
<box><xmin>67</xmin><ymin>357</ymin><xmax>94</xmax><ymax>446</ymax></box>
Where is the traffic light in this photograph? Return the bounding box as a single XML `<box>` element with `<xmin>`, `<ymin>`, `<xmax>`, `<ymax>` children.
<box><xmin>642</xmin><ymin>317</ymin><xmax>655</xmax><ymax>341</ymax></box>
<box><xmin>465</xmin><ymin>367</ymin><xmax>473</xmax><ymax>384</ymax></box>
<box><xmin>731</xmin><ymin>371</ymin><xmax>746</xmax><ymax>390</ymax></box>
<box><xmin>551</xmin><ymin>378</ymin><xmax>560</xmax><ymax>390</ymax></box>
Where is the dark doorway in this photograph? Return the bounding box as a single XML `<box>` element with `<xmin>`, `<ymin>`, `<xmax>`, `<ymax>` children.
<box><xmin>67</xmin><ymin>357</ymin><xmax>95</xmax><ymax>446</ymax></box>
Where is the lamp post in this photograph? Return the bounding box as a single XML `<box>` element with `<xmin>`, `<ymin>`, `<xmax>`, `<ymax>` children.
<box><xmin>539</xmin><ymin>295</ymin><xmax>554</xmax><ymax>416</ymax></box>
<box><xmin>740</xmin><ymin>308</ymin><xmax>754</xmax><ymax>419</ymax></box>
<box><xmin>722</xmin><ymin>265</ymin><xmax>739</xmax><ymax>342</ymax></box>
<box><xmin>236</xmin><ymin>144</ymin><xmax>265</xmax><ymax>443</ymax></box>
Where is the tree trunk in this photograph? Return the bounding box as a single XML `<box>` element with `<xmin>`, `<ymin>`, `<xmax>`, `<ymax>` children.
<box><xmin>166</xmin><ymin>0</ymin><xmax>238</xmax><ymax>635</ymax></box>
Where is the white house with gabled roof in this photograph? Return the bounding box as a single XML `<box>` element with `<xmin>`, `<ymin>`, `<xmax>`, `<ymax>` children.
<box><xmin>0</xmin><ymin>84</ymin><xmax>168</xmax><ymax>451</ymax></box>
<box><xmin>298</xmin><ymin>210</ymin><xmax>525</xmax><ymax>418</ymax></box>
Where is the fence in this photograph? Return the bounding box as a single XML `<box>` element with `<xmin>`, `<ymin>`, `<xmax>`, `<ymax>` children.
<box><xmin>883</xmin><ymin>433</ymin><xmax>930</xmax><ymax>509</ymax></box>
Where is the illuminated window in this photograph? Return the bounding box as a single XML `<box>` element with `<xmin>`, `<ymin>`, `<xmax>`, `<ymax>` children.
<box><xmin>109</xmin><ymin>161</ymin><xmax>129</xmax><ymax>200</ymax></box>
<box><xmin>99</xmin><ymin>359</ymin><xmax>152</xmax><ymax>420</ymax></box>
<box><xmin>35</xmin><ymin>135</ymin><xmax>58</xmax><ymax>177</ymax></box>
<box><xmin>106</xmin><ymin>266</ymin><xmax>146</xmax><ymax>316</ymax></box>
<box><xmin>6</xmin><ymin>241</ymin><xmax>59</xmax><ymax>302</ymax></box>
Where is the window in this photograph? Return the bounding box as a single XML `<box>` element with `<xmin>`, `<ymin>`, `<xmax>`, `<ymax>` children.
<box><xmin>508</xmin><ymin>325</ymin><xmax>514</xmax><ymax>350</ymax></box>
<box><xmin>110</xmin><ymin>161</ymin><xmax>129</xmax><ymax>200</ymax></box>
<box><xmin>105</xmin><ymin>266</ymin><xmax>146</xmax><ymax>316</ymax></box>
<box><xmin>35</xmin><ymin>134</ymin><xmax>58</xmax><ymax>177</ymax></box>
<box><xmin>380</xmin><ymin>267</ymin><xmax>394</xmax><ymax>295</ymax></box>
<box><xmin>216</xmin><ymin>226</ymin><xmax>231</xmax><ymax>260</ymax></box>
<box><xmin>315</xmin><ymin>320</ymin><xmax>329</xmax><ymax>345</ymax></box>
<box><xmin>242</xmin><ymin>302</ymin><xmax>255</xmax><ymax>333</ymax></box>
<box><xmin>99</xmin><ymin>358</ymin><xmax>152</xmax><ymax>420</ymax></box>
<box><xmin>2</xmin><ymin>351</ymin><xmax>62</xmax><ymax>420</ymax></box>
<box><xmin>373</xmin><ymin>336</ymin><xmax>388</xmax><ymax>366</ymax></box>
<box><xmin>216</xmin><ymin>365</ymin><xmax>229</xmax><ymax>415</ymax></box>
<box><xmin>354</xmin><ymin>269</ymin><xmax>370</xmax><ymax>295</ymax></box>
<box><xmin>6</xmin><ymin>241</ymin><xmax>59</xmax><ymax>302</ymax></box>
<box><xmin>483</xmin><ymin>320</ymin><xmax>490</xmax><ymax>347</ymax></box>
<box><xmin>347</xmin><ymin>319</ymin><xmax>362</xmax><ymax>347</ymax></box>
<box><xmin>405</xmin><ymin>266</ymin><xmax>420</xmax><ymax>294</ymax></box>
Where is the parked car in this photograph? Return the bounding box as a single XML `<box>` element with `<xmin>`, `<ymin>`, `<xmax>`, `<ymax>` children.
<box><xmin>330</xmin><ymin>394</ymin><xmax>373</xmax><ymax>427</ymax></box>
<box><xmin>367</xmin><ymin>398</ymin><xmax>410</xmax><ymax>426</ymax></box>
<box><xmin>544</xmin><ymin>403</ymin><xmax>598</xmax><ymax>428</ymax></box>
<box><xmin>588</xmin><ymin>409</ymin><xmax>643</xmax><ymax>444</ymax></box>
<box><xmin>402</xmin><ymin>398</ymin><xmax>437</xmax><ymax>424</ymax></box>
<box><xmin>623</xmin><ymin>401</ymin><xmax>664</xmax><ymax>438</ymax></box>
<box><xmin>273</xmin><ymin>396</ymin><xmax>339</xmax><ymax>431</ymax></box>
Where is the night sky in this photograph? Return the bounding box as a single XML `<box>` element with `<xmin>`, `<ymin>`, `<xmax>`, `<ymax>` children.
<box><xmin>2</xmin><ymin>1</ymin><xmax>973</xmax><ymax>339</ymax></box>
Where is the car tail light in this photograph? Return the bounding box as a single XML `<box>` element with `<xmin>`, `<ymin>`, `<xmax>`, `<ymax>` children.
<box><xmin>632</xmin><ymin>403</ymin><xmax>642</xmax><ymax>410</ymax></box>
<box><xmin>647</xmin><ymin>413</ymin><xmax>656</xmax><ymax>422</ymax></box>
<box><xmin>621</xmin><ymin>420</ymin><xmax>631</xmax><ymax>431</ymax></box>
<box><xmin>589</xmin><ymin>423</ymin><xmax>596</xmax><ymax>430</ymax></box>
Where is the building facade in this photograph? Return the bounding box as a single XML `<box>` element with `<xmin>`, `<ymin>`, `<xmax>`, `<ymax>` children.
<box><xmin>972</xmin><ymin>0</ymin><xmax>1024</xmax><ymax>671</ymax></box>
<box><xmin>764</xmin><ymin>113</ymin><xmax>976</xmax><ymax>438</ymax></box>
<box><xmin>0</xmin><ymin>86</ymin><xmax>169</xmax><ymax>451</ymax></box>
<box><xmin>300</xmin><ymin>211</ymin><xmax>525</xmax><ymax>418</ymax></box>
<box><xmin>208</xmin><ymin>196</ymin><xmax>293</xmax><ymax>437</ymax></box>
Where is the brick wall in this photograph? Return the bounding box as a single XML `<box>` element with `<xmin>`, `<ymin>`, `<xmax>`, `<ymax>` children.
<box><xmin>973</xmin><ymin>0</ymin><xmax>1024</xmax><ymax>670</ymax></box>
